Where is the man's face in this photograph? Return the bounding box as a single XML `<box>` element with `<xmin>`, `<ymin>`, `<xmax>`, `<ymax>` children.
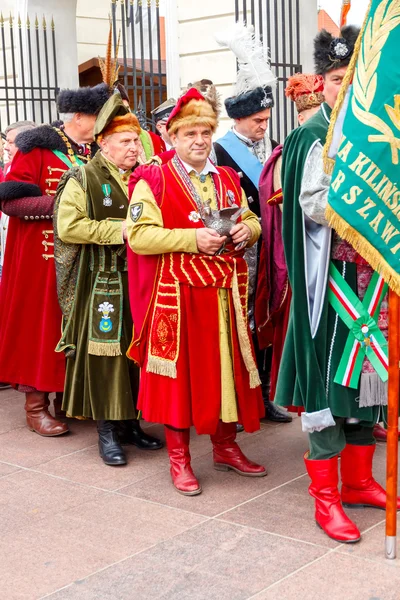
<box><xmin>156</xmin><ymin>119</ymin><xmax>171</xmax><ymax>145</ymax></box>
<box><xmin>297</xmin><ymin>105</ymin><xmax>320</xmax><ymax>125</ymax></box>
<box><xmin>234</xmin><ymin>108</ymin><xmax>271</xmax><ymax>142</ymax></box>
<box><xmin>74</xmin><ymin>113</ymin><xmax>98</xmax><ymax>144</ymax></box>
<box><xmin>100</xmin><ymin>131</ymin><xmax>140</xmax><ymax>171</ymax></box>
<box><xmin>323</xmin><ymin>67</ymin><xmax>348</xmax><ymax>109</ymax></box>
<box><xmin>4</xmin><ymin>129</ymin><xmax>18</xmax><ymax>162</ymax></box>
<box><xmin>170</xmin><ymin>125</ymin><xmax>212</xmax><ymax>169</ymax></box>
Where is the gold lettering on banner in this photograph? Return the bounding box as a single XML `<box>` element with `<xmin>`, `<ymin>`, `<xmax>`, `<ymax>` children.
<box><xmin>381</xmin><ymin>221</ymin><xmax>400</xmax><ymax>245</ymax></box>
<box><xmin>360</xmin><ymin>161</ymin><xmax>379</xmax><ymax>183</ymax></box>
<box><xmin>342</xmin><ymin>186</ymin><xmax>363</xmax><ymax>205</ymax></box>
<box><xmin>364</xmin><ymin>166</ymin><xmax>382</xmax><ymax>187</ymax></box>
<box><xmin>369</xmin><ymin>210</ymin><xmax>384</xmax><ymax>233</ymax></box>
<box><xmin>377</xmin><ymin>181</ymin><xmax>398</xmax><ymax>209</ymax></box>
<box><xmin>390</xmin><ymin>240</ymin><xmax>400</xmax><ymax>255</ymax></box>
<box><xmin>332</xmin><ymin>170</ymin><xmax>346</xmax><ymax>193</ymax></box>
<box><xmin>373</xmin><ymin>175</ymin><xmax>390</xmax><ymax>195</ymax></box>
<box><xmin>349</xmin><ymin>152</ymin><xmax>371</xmax><ymax>176</ymax></box>
<box><xmin>356</xmin><ymin>197</ymin><xmax>377</xmax><ymax>219</ymax></box>
<box><xmin>337</xmin><ymin>140</ymin><xmax>353</xmax><ymax>163</ymax></box>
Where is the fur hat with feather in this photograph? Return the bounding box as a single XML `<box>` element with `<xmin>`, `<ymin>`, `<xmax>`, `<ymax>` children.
<box><xmin>215</xmin><ymin>22</ymin><xmax>276</xmax><ymax>119</ymax></box>
<box><xmin>314</xmin><ymin>25</ymin><xmax>360</xmax><ymax>75</ymax></box>
<box><xmin>186</xmin><ymin>79</ymin><xmax>222</xmax><ymax>118</ymax></box>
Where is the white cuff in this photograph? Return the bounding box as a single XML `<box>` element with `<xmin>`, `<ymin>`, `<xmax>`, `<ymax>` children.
<box><xmin>301</xmin><ymin>408</ymin><xmax>336</xmax><ymax>433</ymax></box>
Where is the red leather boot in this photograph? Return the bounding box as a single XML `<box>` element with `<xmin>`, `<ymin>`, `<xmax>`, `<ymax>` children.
<box><xmin>25</xmin><ymin>392</ymin><xmax>69</xmax><ymax>437</ymax></box>
<box><xmin>211</xmin><ymin>421</ymin><xmax>267</xmax><ymax>476</ymax></box>
<box><xmin>304</xmin><ymin>453</ymin><xmax>360</xmax><ymax>543</ymax></box>
<box><xmin>341</xmin><ymin>444</ymin><xmax>400</xmax><ymax>510</ymax></box>
<box><xmin>164</xmin><ymin>427</ymin><xmax>201</xmax><ymax>496</ymax></box>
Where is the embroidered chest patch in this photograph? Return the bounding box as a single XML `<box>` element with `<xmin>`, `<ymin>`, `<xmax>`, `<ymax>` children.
<box><xmin>130</xmin><ymin>203</ymin><xmax>143</xmax><ymax>222</ymax></box>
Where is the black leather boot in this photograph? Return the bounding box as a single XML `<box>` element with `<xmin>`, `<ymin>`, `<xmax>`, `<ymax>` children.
<box><xmin>97</xmin><ymin>420</ymin><xmax>127</xmax><ymax>466</ymax></box>
<box><xmin>264</xmin><ymin>400</ymin><xmax>292</xmax><ymax>423</ymax></box>
<box><xmin>117</xmin><ymin>419</ymin><xmax>163</xmax><ymax>450</ymax></box>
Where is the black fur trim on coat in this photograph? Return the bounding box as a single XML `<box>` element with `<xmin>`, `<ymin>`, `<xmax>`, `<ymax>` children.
<box><xmin>0</xmin><ymin>181</ymin><xmax>42</xmax><ymax>201</ymax></box>
<box><xmin>15</xmin><ymin>124</ymin><xmax>67</xmax><ymax>155</ymax></box>
<box><xmin>225</xmin><ymin>86</ymin><xmax>274</xmax><ymax>119</ymax></box>
<box><xmin>57</xmin><ymin>83</ymin><xmax>110</xmax><ymax>115</ymax></box>
<box><xmin>314</xmin><ymin>26</ymin><xmax>360</xmax><ymax>75</ymax></box>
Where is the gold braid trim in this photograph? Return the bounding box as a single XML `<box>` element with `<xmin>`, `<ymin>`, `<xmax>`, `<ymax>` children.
<box><xmin>231</xmin><ymin>263</ymin><xmax>261</xmax><ymax>389</ymax></box>
<box><xmin>323</xmin><ymin>1</ymin><xmax>372</xmax><ymax>176</ymax></box>
<box><xmin>326</xmin><ymin>205</ymin><xmax>400</xmax><ymax>296</ymax></box>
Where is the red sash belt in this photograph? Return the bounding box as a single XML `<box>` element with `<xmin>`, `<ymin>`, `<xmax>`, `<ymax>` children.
<box><xmin>147</xmin><ymin>252</ymin><xmax>261</xmax><ymax>388</ymax></box>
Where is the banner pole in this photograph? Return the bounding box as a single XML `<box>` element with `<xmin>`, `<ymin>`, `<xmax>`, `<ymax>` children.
<box><xmin>385</xmin><ymin>288</ymin><xmax>400</xmax><ymax>559</ymax></box>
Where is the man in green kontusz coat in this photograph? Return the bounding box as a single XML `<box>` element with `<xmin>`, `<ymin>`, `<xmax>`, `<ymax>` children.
<box><xmin>55</xmin><ymin>93</ymin><xmax>163</xmax><ymax>466</ymax></box>
<box><xmin>275</xmin><ymin>26</ymin><xmax>400</xmax><ymax>543</ymax></box>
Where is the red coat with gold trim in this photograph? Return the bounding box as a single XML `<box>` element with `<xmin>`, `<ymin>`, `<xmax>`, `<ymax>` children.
<box><xmin>0</xmin><ymin>125</ymin><xmax>87</xmax><ymax>391</ymax></box>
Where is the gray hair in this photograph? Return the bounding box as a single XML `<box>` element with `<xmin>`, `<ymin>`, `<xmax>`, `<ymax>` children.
<box><xmin>58</xmin><ymin>113</ymin><xmax>75</xmax><ymax>124</ymax></box>
<box><xmin>5</xmin><ymin>120</ymin><xmax>36</xmax><ymax>135</ymax></box>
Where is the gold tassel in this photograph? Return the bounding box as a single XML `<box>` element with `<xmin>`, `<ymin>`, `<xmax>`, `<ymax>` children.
<box><xmin>146</xmin><ymin>356</ymin><xmax>177</xmax><ymax>379</ymax></box>
<box><xmin>326</xmin><ymin>206</ymin><xmax>400</xmax><ymax>295</ymax></box>
<box><xmin>88</xmin><ymin>340</ymin><xmax>122</xmax><ymax>357</ymax></box>
<box><xmin>231</xmin><ymin>265</ymin><xmax>262</xmax><ymax>389</ymax></box>
<box><xmin>322</xmin><ymin>2</ymin><xmax>372</xmax><ymax>175</ymax></box>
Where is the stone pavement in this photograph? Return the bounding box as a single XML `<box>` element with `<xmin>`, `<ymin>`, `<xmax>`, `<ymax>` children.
<box><xmin>1</xmin><ymin>388</ymin><xmax>399</xmax><ymax>600</ymax></box>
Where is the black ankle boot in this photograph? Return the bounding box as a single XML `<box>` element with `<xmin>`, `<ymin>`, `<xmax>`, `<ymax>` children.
<box><xmin>264</xmin><ymin>400</ymin><xmax>292</xmax><ymax>423</ymax></box>
<box><xmin>97</xmin><ymin>420</ymin><xmax>127</xmax><ymax>466</ymax></box>
<box><xmin>117</xmin><ymin>419</ymin><xmax>163</xmax><ymax>450</ymax></box>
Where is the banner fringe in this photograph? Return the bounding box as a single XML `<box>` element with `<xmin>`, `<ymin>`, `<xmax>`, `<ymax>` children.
<box><xmin>88</xmin><ymin>340</ymin><xmax>122</xmax><ymax>357</ymax></box>
<box><xmin>326</xmin><ymin>205</ymin><xmax>400</xmax><ymax>295</ymax></box>
<box><xmin>146</xmin><ymin>356</ymin><xmax>177</xmax><ymax>379</ymax></box>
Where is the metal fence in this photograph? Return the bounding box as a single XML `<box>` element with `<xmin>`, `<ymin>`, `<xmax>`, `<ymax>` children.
<box><xmin>234</xmin><ymin>0</ymin><xmax>302</xmax><ymax>142</ymax></box>
<box><xmin>111</xmin><ymin>0</ymin><xmax>167</xmax><ymax>131</ymax></box>
<box><xmin>0</xmin><ymin>13</ymin><xmax>59</xmax><ymax>132</ymax></box>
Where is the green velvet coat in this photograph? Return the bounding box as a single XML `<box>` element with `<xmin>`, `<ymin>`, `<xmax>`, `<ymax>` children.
<box><xmin>55</xmin><ymin>153</ymin><xmax>138</xmax><ymax>420</ymax></box>
<box><xmin>275</xmin><ymin>104</ymin><xmax>378</xmax><ymax>426</ymax></box>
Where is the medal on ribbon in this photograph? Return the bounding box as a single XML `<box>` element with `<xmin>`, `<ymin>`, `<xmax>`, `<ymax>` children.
<box><xmin>102</xmin><ymin>183</ymin><xmax>112</xmax><ymax>207</ymax></box>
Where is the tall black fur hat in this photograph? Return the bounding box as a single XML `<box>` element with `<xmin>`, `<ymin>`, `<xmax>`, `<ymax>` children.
<box><xmin>56</xmin><ymin>83</ymin><xmax>110</xmax><ymax>115</ymax></box>
<box><xmin>224</xmin><ymin>86</ymin><xmax>274</xmax><ymax>119</ymax></box>
<box><xmin>314</xmin><ymin>25</ymin><xmax>360</xmax><ymax>75</ymax></box>
<box><xmin>216</xmin><ymin>23</ymin><xmax>276</xmax><ymax>119</ymax></box>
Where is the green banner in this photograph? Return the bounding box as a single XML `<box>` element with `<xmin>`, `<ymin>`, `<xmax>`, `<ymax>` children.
<box><xmin>326</xmin><ymin>0</ymin><xmax>400</xmax><ymax>293</ymax></box>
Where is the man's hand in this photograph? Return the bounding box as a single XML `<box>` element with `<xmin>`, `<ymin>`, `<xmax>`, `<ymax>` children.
<box><xmin>196</xmin><ymin>228</ymin><xmax>227</xmax><ymax>255</ymax></box>
<box><xmin>122</xmin><ymin>220</ymin><xmax>127</xmax><ymax>241</ymax></box>
<box><xmin>230</xmin><ymin>222</ymin><xmax>251</xmax><ymax>245</ymax></box>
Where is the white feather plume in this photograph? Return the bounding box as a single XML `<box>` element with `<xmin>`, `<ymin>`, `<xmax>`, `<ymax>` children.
<box><xmin>215</xmin><ymin>22</ymin><xmax>276</xmax><ymax>96</ymax></box>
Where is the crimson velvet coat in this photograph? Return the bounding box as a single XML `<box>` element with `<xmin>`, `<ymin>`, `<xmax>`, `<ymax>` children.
<box><xmin>0</xmin><ymin>126</ymin><xmax>83</xmax><ymax>391</ymax></box>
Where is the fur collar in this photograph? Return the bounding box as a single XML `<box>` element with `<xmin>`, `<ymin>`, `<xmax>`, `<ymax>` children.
<box><xmin>15</xmin><ymin>124</ymin><xmax>68</xmax><ymax>155</ymax></box>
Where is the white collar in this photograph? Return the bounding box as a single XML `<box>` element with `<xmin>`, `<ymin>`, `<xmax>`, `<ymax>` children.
<box><xmin>232</xmin><ymin>126</ymin><xmax>255</xmax><ymax>147</ymax></box>
<box><xmin>180</xmin><ymin>157</ymin><xmax>218</xmax><ymax>176</ymax></box>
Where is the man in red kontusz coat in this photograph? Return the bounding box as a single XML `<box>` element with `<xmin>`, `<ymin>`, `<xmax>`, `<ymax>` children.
<box><xmin>127</xmin><ymin>89</ymin><xmax>267</xmax><ymax>496</ymax></box>
<box><xmin>0</xmin><ymin>83</ymin><xmax>109</xmax><ymax>436</ymax></box>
